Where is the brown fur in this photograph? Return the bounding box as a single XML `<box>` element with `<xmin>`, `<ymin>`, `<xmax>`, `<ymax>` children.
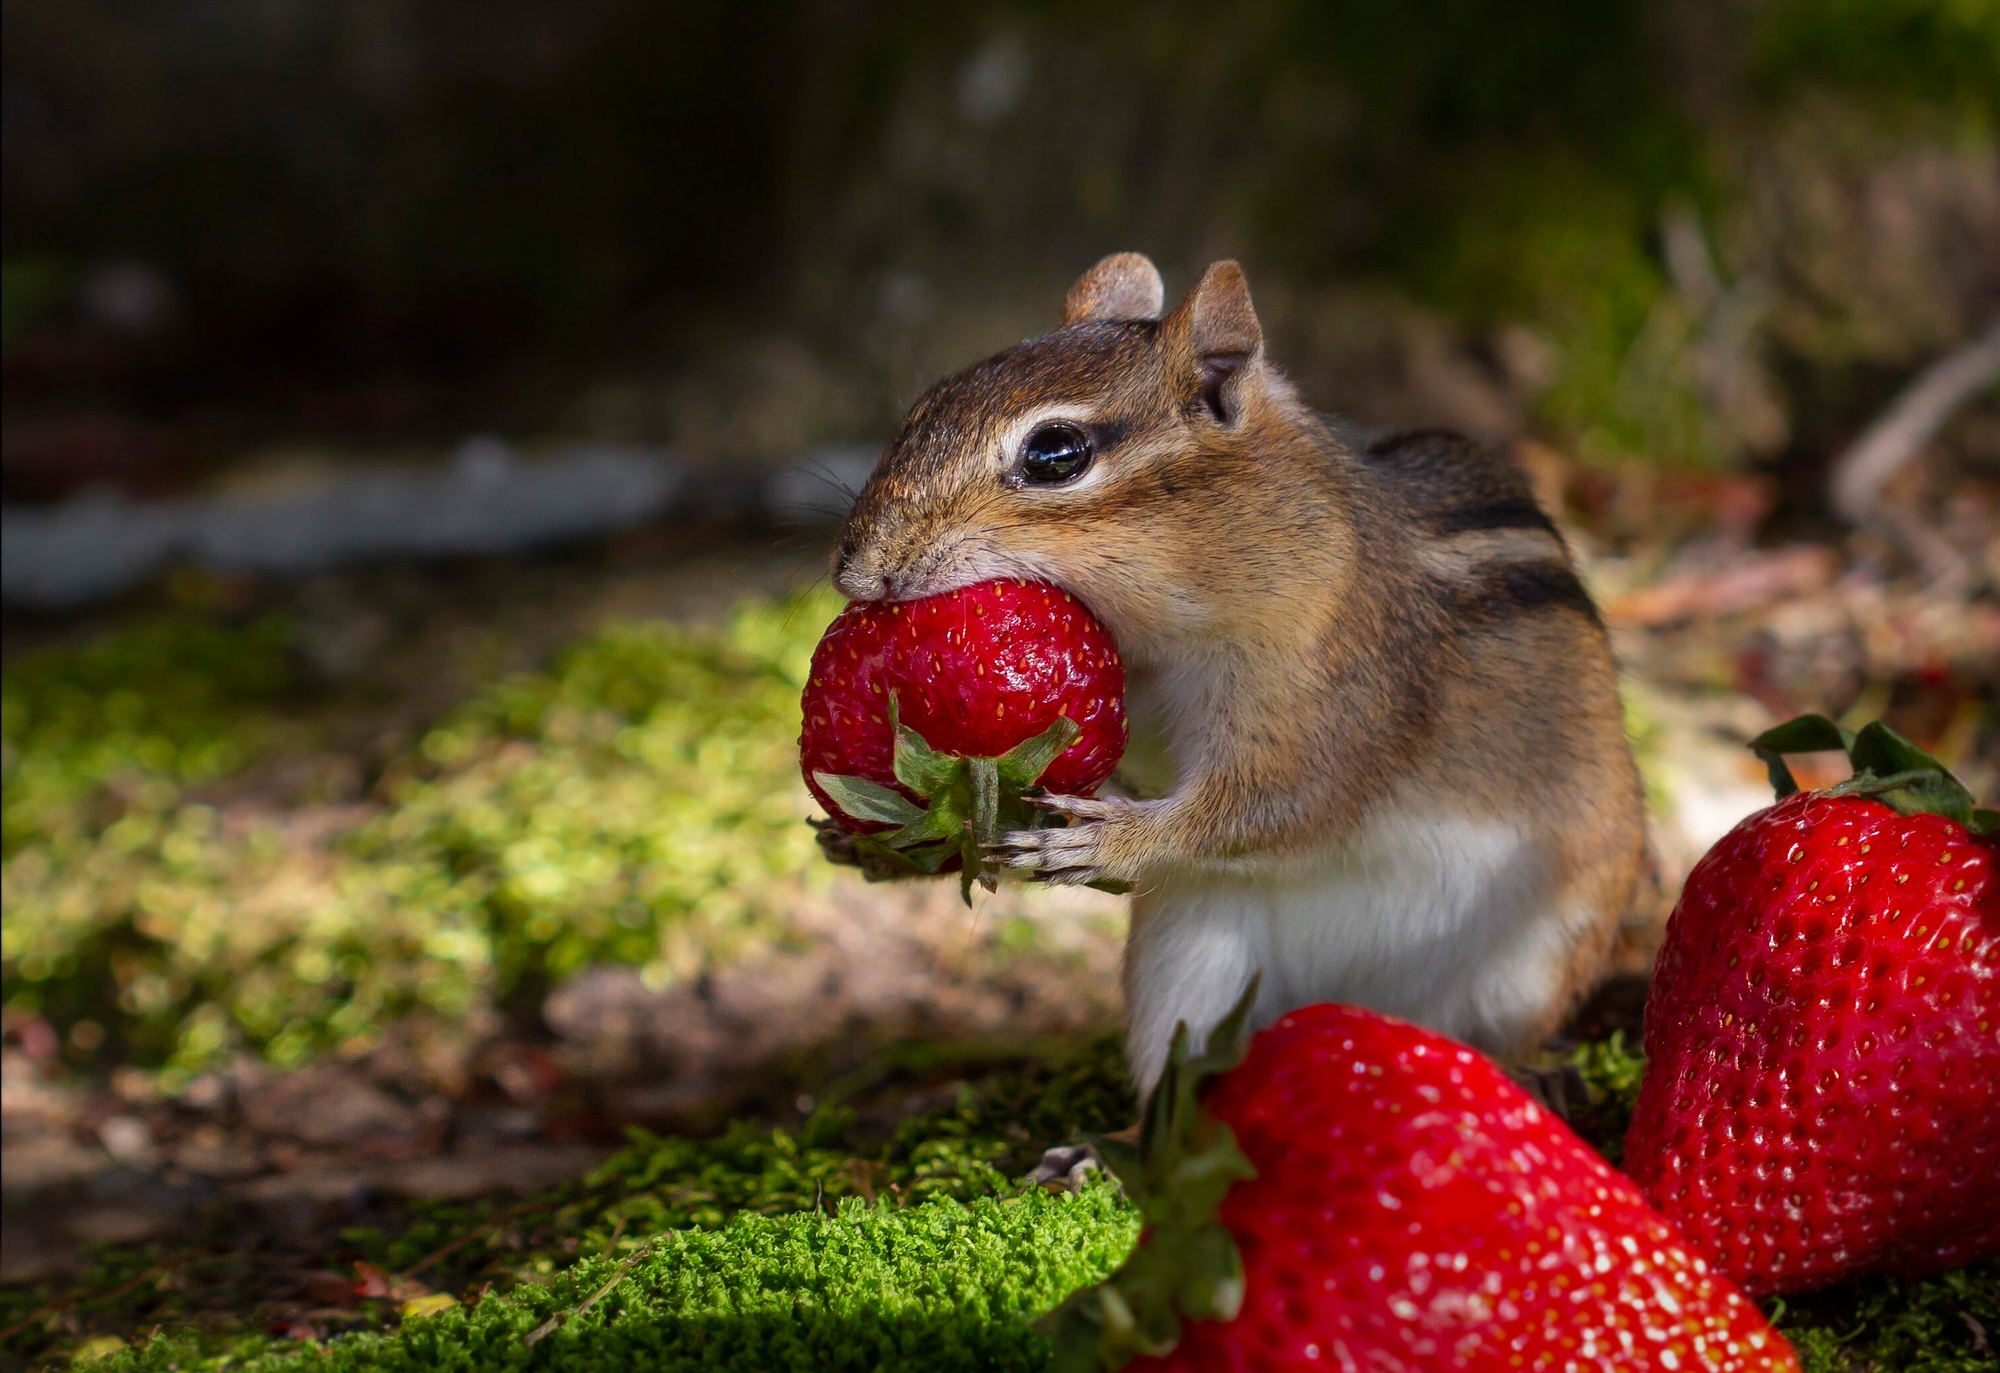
<box><xmin>833</xmin><ymin>254</ymin><xmax>1648</xmax><ymax>1065</ymax></box>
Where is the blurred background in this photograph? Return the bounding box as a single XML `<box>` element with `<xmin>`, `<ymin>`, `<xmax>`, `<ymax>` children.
<box><xmin>3</xmin><ymin>0</ymin><xmax>1997</xmax><ymax>1306</ymax></box>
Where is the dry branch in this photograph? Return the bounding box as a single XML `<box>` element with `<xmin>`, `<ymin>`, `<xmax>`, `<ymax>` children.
<box><xmin>1830</xmin><ymin>314</ymin><xmax>2000</xmax><ymax>580</ymax></box>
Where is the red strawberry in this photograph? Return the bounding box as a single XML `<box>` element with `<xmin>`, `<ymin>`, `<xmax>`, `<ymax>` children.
<box><xmin>799</xmin><ymin>579</ymin><xmax>1126</xmax><ymax>894</ymax></box>
<box><xmin>1045</xmin><ymin>990</ymin><xmax>1796</xmax><ymax>1373</ymax></box>
<box><xmin>1624</xmin><ymin>715</ymin><xmax>2000</xmax><ymax>1295</ymax></box>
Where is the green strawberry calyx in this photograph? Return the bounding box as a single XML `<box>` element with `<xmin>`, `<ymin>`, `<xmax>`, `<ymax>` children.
<box><xmin>812</xmin><ymin>694</ymin><xmax>1133</xmax><ymax>902</ymax></box>
<box><xmin>1038</xmin><ymin>978</ymin><xmax>1262</xmax><ymax>1373</ymax></box>
<box><xmin>1750</xmin><ymin>714</ymin><xmax>1998</xmax><ymax>835</ymax></box>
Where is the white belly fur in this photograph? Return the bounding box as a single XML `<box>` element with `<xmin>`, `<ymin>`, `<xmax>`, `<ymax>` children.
<box><xmin>1121</xmin><ymin>806</ymin><xmax>1578</xmax><ymax>1088</ymax></box>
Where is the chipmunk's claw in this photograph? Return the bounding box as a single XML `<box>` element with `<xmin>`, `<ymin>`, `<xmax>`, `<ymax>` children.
<box><xmin>985</xmin><ymin>828</ymin><xmax>1104</xmax><ymax>885</ymax></box>
<box><xmin>989</xmin><ymin>793</ymin><xmax>1150</xmax><ymax>885</ymax></box>
<box><xmin>1026</xmin><ymin>792</ymin><xmax>1123</xmax><ymax>822</ymax></box>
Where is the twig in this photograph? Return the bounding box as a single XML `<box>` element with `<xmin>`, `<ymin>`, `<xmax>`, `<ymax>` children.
<box><xmin>522</xmin><ymin>1241</ymin><xmax>656</xmax><ymax>1347</ymax></box>
<box><xmin>0</xmin><ymin>1257</ymin><xmax>185</xmax><ymax>1343</ymax></box>
<box><xmin>398</xmin><ymin>1199</ymin><xmax>556</xmax><ymax>1281</ymax></box>
<box><xmin>1830</xmin><ymin>313</ymin><xmax>2000</xmax><ymax>575</ymax></box>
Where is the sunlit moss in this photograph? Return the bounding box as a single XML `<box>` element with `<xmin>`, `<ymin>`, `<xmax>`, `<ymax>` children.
<box><xmin>99</xmin><ymin>1187</ymin><xmax>1142</xmax><ymax>1373</ymax></box>
<box><xmin>1</xmin><ymin>615</ymin><xmax>296</xmax><ymax>858</ymax></box>
<box><xmin>2</xmin><ymin>590</ymin><xmax>846</xmax><ymax>1069</ymax></box>
<box><xmin>1776</xmin><ymin>1262</ymin><xmax>2000</xmax><ymax>1373</ymax></box>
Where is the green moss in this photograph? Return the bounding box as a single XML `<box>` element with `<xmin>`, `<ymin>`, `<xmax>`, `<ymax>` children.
<box><xmin>1562</xmin><ymin>1030</ymin><xmax>1648</xmax><ymax>1166</ymax></box>
<box><xmin>1</xmin><ymin>615</ymin><xmax>296</xmax><ymax>859</ymax></box>
<box><xmin>2</xmin><ymin>591</ymin><xmax>844</xmax><ymax>1071</ymax></box>
<box><xmin>0</xmin><ymin>1035</ymin><xmax>1136</xmax><ymax>1368</ymax></box>
<box><xmin>103</xmin><ymin>1188</ymin><xmax>1140</xmax><ymax>1373</ymax></box>
<box><xmin>1</xmin><ymin>616</ymin><xmax>301</xmax><ymax>1061</ymax></box>
<box><xmin>350</xmin><ymin>1034</ymin><xmax>1133</xmax><ymax>1277</ymax></box>
<box><xmin>1775</xmin><ymin>1262</ymin><xmax>2000</xmax><ymax>1373</ymax></box>
<box><xmin>8</xmin><ymin>1033</ymin><xmax>1993</xmax><ymax>1373</ymax></box>
<box><xmin>346</xmin><ymin>596</ymin><xmax>839</xmax><ymax>1020</ymax></box>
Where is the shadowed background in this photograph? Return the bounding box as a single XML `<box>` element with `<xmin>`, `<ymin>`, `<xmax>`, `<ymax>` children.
<box><xmin>8</xmin><ymin>0</ymin><xmax>1994</xmax><ymax>501</ymax></box>
<box><xmin>1</xmin><ymin>2</ymin><xmax>1997</xmax><ymax>1361</ymax></box>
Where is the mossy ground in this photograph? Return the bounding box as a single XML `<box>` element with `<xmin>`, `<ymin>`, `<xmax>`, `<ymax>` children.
<box><xmin>4</xmin><ymin>1034</ymin><xmax>1992</xmax><ymax>1372</ymax></box>
<box><xmin>3</xmin><ymin>598</ymin><xmax>1994</xmax><ymax>1371</ymax></box>
<box><xmin>3</xmin><ymin>588</ymin><xmax>842</xmax><ymax>1077</ymax></box>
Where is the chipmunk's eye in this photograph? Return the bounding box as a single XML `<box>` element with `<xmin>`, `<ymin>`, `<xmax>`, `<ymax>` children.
<box><xmin>1020</xmin><ymin>422</ymin><xmax>1093</xmax><ymax>485</ymax></box>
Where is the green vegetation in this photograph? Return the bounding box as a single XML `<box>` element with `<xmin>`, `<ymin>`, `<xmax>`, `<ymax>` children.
<box><xmin>1</xmin><ymin>615</ymin><xmax>298</xmax><ymax>859</ymax></box>
<box><xmin>0</xmin><ymin>1035</ymin><xmax>1140</xmax><ymax>1372</ymax></box>
<box><xmin>0</xmin><ymin>256</ymin><xmax>68</xmax><ymax>353</ymax></box>
<box><xmin>2</xmin><ymin>592</ymin><xmax>844</xmax><ymax>1073</ymax></box>
<box><xmin>1777</xmin><ymin>1264</ymin><xmax>2000</xmax><ymax>1373</ymax></box>
<box><xmin>103</xmin><ymin>1188</ymin><xmax>1140</xmax><ymax>1373</ymax></box>
<box><xmin>1750</xmin><ymin>0</ymin><xmax>2000</xmax><ymax>128</ymax></box>
<box><xmin>345</xmin><ymin>1034</ymin><xmax>1135</xmax><ymax>1281</ymax></box>
<box><xmin>1238</xmin><ymin>0</ymin><xmax>1996</xmax><ymax>467</ymax></box>
<box><xmin>565</xmin><ymin>1035</ymin><xmax>1135</xmax><ymax>1243</ymax></box>
<box><xmin>2</xmin><ymin>616</ymin><xmax>302</xmax><ymax>1063</ymax></box>
<box><xmin>1558</xmin><ymin>1029</ymin><xmax>1648</xmax><ymax>1167</ymax></box>
<box><xmin>6</xmin><ymin>596</ymin><xmax>1992</xmax><ymax>1371</ymax></box>
<box><xmin>9</xmin><ymin>1032</ymin><xmax>1988</xmax><ymax>1371</ymax></box>
<box><xmin>15</xmin><ymin>1</ymin><xmax>1993</xmax><ymax>476</ymax></box>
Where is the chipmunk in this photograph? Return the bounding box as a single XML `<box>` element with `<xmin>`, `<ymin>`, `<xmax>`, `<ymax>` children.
<box><xmin>831</xmin><ymin>252</ymin><xmax>1648</xmax><ymax>1088</ymax></box>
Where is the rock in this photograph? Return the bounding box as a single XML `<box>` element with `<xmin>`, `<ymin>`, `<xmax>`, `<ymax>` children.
<box><xmin>373</xmin><ymin>1145</ymin><xmax>606</xmax><ymax>1202</ymax></box>
<box><xmin>96</xmin><ymin>1114</ymin><xmax>155</xmax><ymax>1168</ymax></box>
<box><xmin>543</xmin><ymin>873</ymin><xmax>1124</xmax><ymax>1122</ymax></box>
<box><xmin>0</xmin><ymin>1135</ymin><xmax>108</xmax><ymax>1197</ymax></box>
<box><xmin>0</xmin><ymin>442</ymin><xmax>685</xmax><ymax>610</ymax></box>
<box><xmin>238</xmin><ymin>1066</ymin><xmax>422</xmax><ymax>1151</ymax></box>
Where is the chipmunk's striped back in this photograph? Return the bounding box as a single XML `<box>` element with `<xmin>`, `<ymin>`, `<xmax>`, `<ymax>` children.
<box><xmin>1361</xmin><ymin>429</ymin><xmax>1599</xmax><ymax>626</ymax></box>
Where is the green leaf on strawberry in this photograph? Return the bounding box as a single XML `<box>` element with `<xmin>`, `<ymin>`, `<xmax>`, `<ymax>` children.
<box><xmin>1750</xmin><ymin>713</ymin><xmax>1996</xmax><ymax>833</ymax></box>
<box><xmin>809</xmin><ymin>771</ymin><xmax>927</xmax><ymax>828</ymax></box>
<box><xmin>816</xmin><ymin>696</ymin><xmax>1092</xmax><ymax>901</ymax></box>
<box><xmin>1039</xmin><ymin>979</ymin><xmax>1261</xmax><ymax>1370</ymax></box>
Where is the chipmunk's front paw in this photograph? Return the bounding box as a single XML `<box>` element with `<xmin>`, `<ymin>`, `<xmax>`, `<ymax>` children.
<box><xmin>986</xmin><ymin>794</ymin><xmax>1155</xmax><ymax>886</ymax></box>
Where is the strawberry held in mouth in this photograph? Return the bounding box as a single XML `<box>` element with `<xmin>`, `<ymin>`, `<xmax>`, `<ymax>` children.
<box><xmin>799</xmin><ymin>578</ymin><xmax>1127</xmax><ymax>896</ymax></box>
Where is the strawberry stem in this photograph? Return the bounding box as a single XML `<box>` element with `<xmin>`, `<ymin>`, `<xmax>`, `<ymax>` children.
<box><xmin>1749</xmin><ymin>714</ymin><xmax>1997</xmax><ymax>834</ymax></box>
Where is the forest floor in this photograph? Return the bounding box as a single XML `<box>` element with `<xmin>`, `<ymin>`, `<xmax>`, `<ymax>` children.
<box><xmin>2</xmin><ymin>460</ymin><xmax>1996</xmax><ymax>1371</ymax></box>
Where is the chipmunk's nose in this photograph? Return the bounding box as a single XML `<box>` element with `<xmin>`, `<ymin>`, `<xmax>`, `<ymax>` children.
<box><xmin>831</xmin><ymin>534</ymin><xmax>888</xmax><ymax>601</ymax></box>
<box><xmin>834</xmin><ymin>568</ymin><xmax>887</xmax><ymax>601</ymax></box>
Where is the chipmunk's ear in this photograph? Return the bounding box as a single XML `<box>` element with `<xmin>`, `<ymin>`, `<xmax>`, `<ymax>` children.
<box><xmin>1162</xmin><ymin>260</ymin><xmax>1263</xmax><ymax>425</ymax></box>
<box><xmin>1061</xmin><ymin>252</ymin><xmax>1165</xmax><ymax>326</ymax></box>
